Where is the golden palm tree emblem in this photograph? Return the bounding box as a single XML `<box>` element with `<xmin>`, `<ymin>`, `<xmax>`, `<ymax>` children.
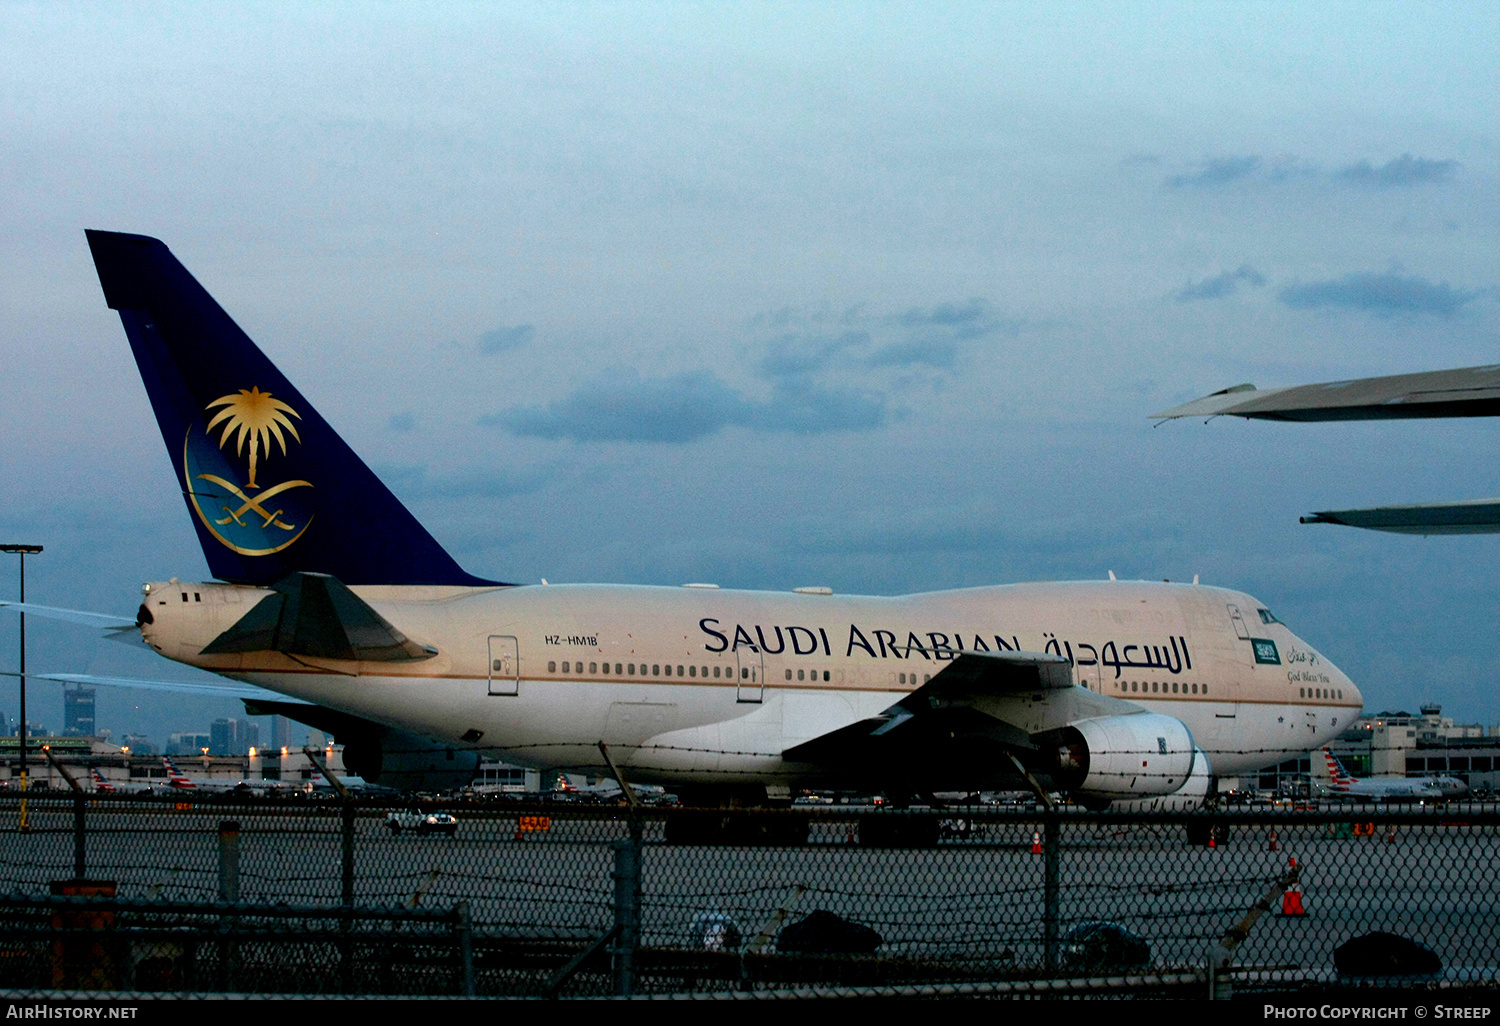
<box><xmin>204</xmin><ymin>386</ymin><xmax>301</xmax><ymax>489</ymax></box>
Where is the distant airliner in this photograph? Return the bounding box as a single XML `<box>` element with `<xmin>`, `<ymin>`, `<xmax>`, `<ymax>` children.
<box><xmin>7</xmin><ymin>232</ymin><xmax>1365</xmax><ymax>825</ymax></box>
<box><xmin>1312</xmin><ymin>747</ymin><xmax>1466</xmax><ymax>802</ymax></box>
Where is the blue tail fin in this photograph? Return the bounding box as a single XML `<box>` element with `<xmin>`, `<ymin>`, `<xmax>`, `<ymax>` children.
<box><xmin>86</xmin><ymin>230</ymin><xmax>500</xmax><ymax>587</ymax></box>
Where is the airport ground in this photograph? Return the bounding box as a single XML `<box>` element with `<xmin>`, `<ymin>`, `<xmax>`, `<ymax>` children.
<box><xmin>0</xmin><ymin>795</ymin><xmax>1496</xmax><ymax>999</ymax></box>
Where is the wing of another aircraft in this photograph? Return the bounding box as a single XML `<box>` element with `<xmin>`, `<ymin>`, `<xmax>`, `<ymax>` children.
<box><xmin>1150</xmin><ymin>365</ymin><xmax>1500</xmax><ymax>422</ymax></box>
<box><xmin>1301</xmin><ymin>499</ymin><xmax>1500</xmax><ymax>535</ymax></box>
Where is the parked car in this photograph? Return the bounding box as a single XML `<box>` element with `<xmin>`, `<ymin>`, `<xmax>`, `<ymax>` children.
<box><xmin>386</xmin><ymin>809</ymin><xmax>458</xmax><ymax>836</ymax></box>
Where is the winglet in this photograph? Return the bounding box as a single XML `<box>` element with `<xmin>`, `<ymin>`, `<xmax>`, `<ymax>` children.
<box><xmin>1149</xmin><ymin>383</ymin><xmax>1262</xmax><ymax>420</ymax></box>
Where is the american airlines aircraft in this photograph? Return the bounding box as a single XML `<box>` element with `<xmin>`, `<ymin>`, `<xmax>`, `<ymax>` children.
<box><xmin>41</xmin><ymin>231</ymin><xmax>1362</xmax><ymax>821</ymax></box>
<box><xmin>1311</xmin><ymin>747</ymin><xmax>1466</xmax><ymax>803</ymax></box>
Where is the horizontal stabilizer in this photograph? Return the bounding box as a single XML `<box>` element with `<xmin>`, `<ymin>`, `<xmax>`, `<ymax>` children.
<box><xmin>203</xmin><ymin>572</ymin><xmax>435</xmax><ymax>661</ymax></box>
<box><xmin>0</xmin><ymin>601</ymin><xmax>137</xmax><ymax>631</ymax></box>
<box><xmin>35</xmin><ymin>672</ymin><xmax>308</xmax><ymax>703</ymax></box>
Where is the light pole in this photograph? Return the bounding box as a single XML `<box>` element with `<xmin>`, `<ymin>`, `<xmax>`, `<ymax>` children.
<box><xmin>2</xmin><ymin>544</ymin><xmax>42</xmax><ymax>831</ymax></box>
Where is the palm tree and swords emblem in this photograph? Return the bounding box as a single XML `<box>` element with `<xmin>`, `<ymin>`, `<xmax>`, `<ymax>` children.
<box><xmin>184</xmin><ymin>386</ymin><xmax>314</xmax><ymax>555</ymax></box>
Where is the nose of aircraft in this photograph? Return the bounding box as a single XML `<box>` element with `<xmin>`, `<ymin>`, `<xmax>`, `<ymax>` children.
<box><xmin>1313</xmin><ymin>641</ymin><xmax>1362</xmax><ymax>714</ymax></box>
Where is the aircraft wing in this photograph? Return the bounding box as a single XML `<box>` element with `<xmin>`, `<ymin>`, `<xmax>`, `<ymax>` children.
<box><xmin>1150</xmin><ymin>365</ymin><xmax>1500</xmax><ymax>422</ymax></box>
<box><xmin>781</xmin><ymin>650</ymin><xmax>1075</xmax><ymax>768</ymax></box>
<box><xmin>1301</xmin><ymin>498</ymin><xmax>1500</xmax><ymax>535</ymax></box>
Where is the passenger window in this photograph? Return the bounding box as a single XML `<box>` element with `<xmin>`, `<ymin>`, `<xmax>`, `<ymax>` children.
<box><xmin>562</xmin><ymin>662</ymin><xmax>570</xmax><ymax>673</ymax></box>
<box><xmin>823</xmin><ymin>671</ymin><xmax>830</xmax><ymax>682</ymax></box>
<box><xmin>701</xmin><ymin>666</ymin><xmax>708</xmax><ymax>677</ymax></box>
<box><xmin>689</xmin><ymin>665</ymin><xmax>696</xmax><ymax>677</ymax></box>
<box><xmin>785</xmin><ymin>669</ymin><xmax>793</xmax><ymax>681</ymax></box>
<box><xmin>664</xmin><ymin>664</ymin><xmax>672</xmax><ymax>676</ymax></box>
<box><xmin>653</xmin><ymin>664</ymin><xmax>660</xmax><ymax>675</ymax></box>
<box><xmin>797</xmin><ymin>669</ymin><xmax>804</xmax><ymax>681</ymax></box>
<box><xmin>677</xmin><ymin>665</ymin><xmax>684</xmax><ymax>676</ymax></box>
<box><xmin>548</xmin><ymin>661</ymin><xmax>556</xmax><ymax>672</ymax></box>
<box><xmin>590</xmin><ymin>662</ymin><xmax>597</xmax><ymax>673</ymax></box>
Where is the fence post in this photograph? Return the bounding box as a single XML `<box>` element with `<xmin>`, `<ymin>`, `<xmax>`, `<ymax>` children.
<box><xmin>218</xmin><ymin>821</ymin><xmax>241</xmax><ymax>901</ymax></box>
<box><xmin>341</xmin><ymin>800</ymin><xmax>355</xmax><ymax>906</ymax></box>
<box><xmin>72</xmin><ymin>794</ymin><xmax>85</xmax><ymax>879</ymax></box>
<box><xmin>217</xmin><ymin>820</ymin><xmax>240</xmax><ymax>991</ymax></box>
<box><xmin>455</xmin><ymin>901</ymin><xmax>475</xmax><ymax>997</ymax></box>
<box><xmin>611</xmin><ymin>831</ymin><xmax>642</xmax><ymax>996</ymax></box>
<box><xmin>1043</xmin><ymin>810</ymin><xmax>1060</xmax><ymax>972</ymax></box>
<box><xmin>340</xmin><ymin>799</ymin><xmax>355</xmax><ymax>992</ymax></box>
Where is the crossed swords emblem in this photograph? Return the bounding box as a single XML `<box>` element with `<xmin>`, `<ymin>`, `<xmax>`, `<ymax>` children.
<box><xmin>196</xmin><ymin>473</ymin><xmax>313</xmax><ymax>531</ymax></box>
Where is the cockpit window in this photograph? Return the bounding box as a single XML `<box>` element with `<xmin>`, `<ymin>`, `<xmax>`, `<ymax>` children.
<box><xmin>1257</xmin><ymin>608</ymin><xmax>1281</xmax><ymax>625</ymax></box>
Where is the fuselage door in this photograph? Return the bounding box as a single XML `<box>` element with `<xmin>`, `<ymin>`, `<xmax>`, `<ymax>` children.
<box><xmin>735</xmin><ymin>647</ymin><xmax>764</xmax><ymax>704</ymax></box>
<box><xmin>1226</xmin><ymin>604</ymin><xmax>1251</xmax><ymax>640</ymax></box>
<box><xmin>488</xmin><ymin>635</ymin><xmax>519</xmax><ymax>696</ymax></box>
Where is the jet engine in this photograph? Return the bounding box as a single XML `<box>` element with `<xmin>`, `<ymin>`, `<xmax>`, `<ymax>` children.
<box><xmin>1047</xmin><ymin>713</ymin><xmax>1198</xmax><ymax>798</ymax></box>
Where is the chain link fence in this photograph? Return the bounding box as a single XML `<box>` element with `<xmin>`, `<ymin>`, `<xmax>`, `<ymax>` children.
<box><xmin>0</xmin><ymin>794</ymin><xmax>1495</xmax><ymax>998</ymax></box>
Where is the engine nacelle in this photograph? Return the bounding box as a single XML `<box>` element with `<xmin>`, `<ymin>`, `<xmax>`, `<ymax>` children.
<box><xmin>340</xmin><ymin>727</ymin><xmax>482</xmax><ymax>792</ymax></box>
<box><xmin>1051</xmin><ymin>713</ymin><xmax>1198</xmax><ymax>798</ymax></box>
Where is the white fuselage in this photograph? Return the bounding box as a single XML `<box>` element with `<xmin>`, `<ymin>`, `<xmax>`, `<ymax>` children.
<box><xmin>138</xmin><ymin>578</ymin><xmax>1361</xmax><ymax>788</ymax></box>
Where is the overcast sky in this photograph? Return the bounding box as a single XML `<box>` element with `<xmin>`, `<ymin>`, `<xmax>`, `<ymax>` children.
<box><xmin>1</xmin><ymin>3</ymin><xmax>1497</xmax><ymax>748</ymax></box>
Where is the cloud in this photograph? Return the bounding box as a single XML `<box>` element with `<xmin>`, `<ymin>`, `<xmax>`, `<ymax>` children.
<box><xmin>488</xmin><ymin>369</ymin><xmax>887</xmax><ymax>443</ymax></box>
<box><xmin>477</xmin><ymin>323</ymin><xmax>535</xmax><ymax>354</ymax></box>
<box><xmin>865</xmin><ymin>338</ymin><xmax>959</xmax><ymax>369</ymax></box>
<box><xmin>1337</xmin><ymin>154</ymin><xmax>1458</xmax><ymax>188</ymax></box>
<box><xmin>891</xmin><ymin>298</ymin><xmax>1018</xmax><ymax>340</ymax></box>
<box><xmin>749</xmin><ymin>381</ymin><xmax>887</xmax><ymax>435</ymax></box>
<box><xmin>493</xmin><ymin>370</ymin><xmax>747</xmax><ymax>443</ymax></box>
<box><xmin>757</xmin><ymin>331</ymin><xmax>869</xmax><ymax>380</ymax></box>
<box><xmin>1173</xmin><ymin>265</ymin><xmax>1266</xmax><ymax>303</ymax></box>
<box><xmin>1166</xmin><ymin>156</ymin><xmax>1261</xmax><ymax>188</ymax></box>
<box><xmin>489</xmin><ymin>296</ymin><xmax>1021</xmax><ymax>444</ymax></box>
<box><xmin>373</xmin><ymin>462</ymin><xmax>549</xmax><ymax>501</ymax></box>
<box><xmin>1278</xmin><ymin>272</ymin><xmax>1479</xmax><ymax>317</ymax></box>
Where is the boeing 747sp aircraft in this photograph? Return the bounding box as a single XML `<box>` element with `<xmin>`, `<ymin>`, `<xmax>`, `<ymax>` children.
<box><xmin>55</xmin><ymin>231</ymin><xmax>1361</xmax><ymax>819</ymax></box>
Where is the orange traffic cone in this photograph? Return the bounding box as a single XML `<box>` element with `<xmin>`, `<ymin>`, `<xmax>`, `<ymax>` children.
<box><xmin>1386</xmin><ymin>823</ymin><xmax>1396</xmax><ymax>844</ymax></box>
<box><xmin>1208</xmin><ymin>829</ymin><xmax>1216</xmax><ymax>849</ymax></box>
<box><xmin>1280</xmin><ymin>856</ymin><xmax>1306</xmax><ymax>916</ymax></box>
<box><xmin>1268</xmin><ymin>828</ymin><xmax>1279</xmax><ymax>851</ymax></box>
<box><xmin>1031</xmin><ymin>830</ymin><xmax>1042</xmax><ymax>854</ymax></box>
